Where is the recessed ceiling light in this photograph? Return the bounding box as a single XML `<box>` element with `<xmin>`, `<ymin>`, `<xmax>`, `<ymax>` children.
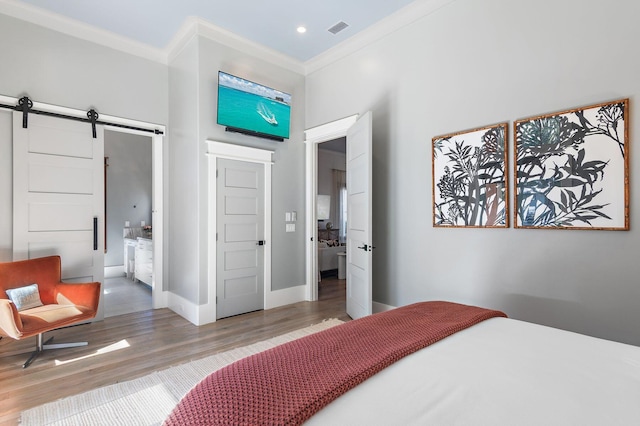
<box><xmin>297</xmin><ymin>26</ymin><xmax>307</xmax><ymax>34</ymax></box>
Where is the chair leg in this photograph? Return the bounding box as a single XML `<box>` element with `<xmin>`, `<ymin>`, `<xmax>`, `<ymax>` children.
<box><xmin>23</xmin><ymin>333</ymin><xmax>88</xmax><ymax>368</ymax></box>
<box><xmin>23</xmin><ymin>334</ymin><xmax>50</xmax><ymax>368</ymax></box>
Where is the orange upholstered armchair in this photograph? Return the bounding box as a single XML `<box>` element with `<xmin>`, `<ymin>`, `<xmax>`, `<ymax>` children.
<box><xmin>0</xmin><ymin>255</ymin><xmax>101</xmax><ymax>368</ymax></box>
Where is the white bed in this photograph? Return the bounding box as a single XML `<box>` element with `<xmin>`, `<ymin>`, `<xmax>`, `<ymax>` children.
<box><xmin>165</xmin><ymin>304</ymin><xmax>640</xmax><ymax>425</ymax></box>
<box><xmin>307</xmin><ymin>317</ymin><xmax>640</xmax><ymax>425</ymax></box>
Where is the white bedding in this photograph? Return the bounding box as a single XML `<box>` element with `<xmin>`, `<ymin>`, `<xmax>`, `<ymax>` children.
<box><xmin>307</xmin><ymin>317</ymin><xmax>640</xmax><ymax>425</ymax></box>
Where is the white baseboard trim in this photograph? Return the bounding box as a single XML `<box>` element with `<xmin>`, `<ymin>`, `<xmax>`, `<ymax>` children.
<box><xmin>167</xmin><ymin>292</ymin><xmax>201</xmax><ymax>326</ymax></box>
<box><xmin>165</xmin><ymin>291</ymin><xmax>217</xmax><ymax>326</ymax></box>
<box><xmin>266</xmin><ymin>285</ymin><xmax>306</xmax><ymax>310</ymax></box>
<box><xmin>152</xmin><ymin>289</ymin><xmax>169</xmax><ymax>310</ymax></box>
<box><xmin>169</xmin><ymin>285</ymin><xmax>393</xmax><ymax>326</ymax></box>
<box><xmin>167</xmin><ymin>285</ymin><xmax>306</xmax><ymax>327</ymax></box>
<box><xmin>104</xmin><ymin>265</ymin><xmax>125</xmax><ymax>278</ymax></box>
<box><xmin>373</xmin><ymin>301</ymin><xmax>396</xmax><ymax>313</ymax></box>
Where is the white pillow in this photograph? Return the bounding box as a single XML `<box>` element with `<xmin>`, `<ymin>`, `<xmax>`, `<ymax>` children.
<box><xmin>6</xmin><ymin>283</ymin><xmax>44</xmax><ymax>311</ymax></box>
<box><xmin>317</xmin><ymin>242</ymin><xmax>328</xmax><ymax>248</ymax></box>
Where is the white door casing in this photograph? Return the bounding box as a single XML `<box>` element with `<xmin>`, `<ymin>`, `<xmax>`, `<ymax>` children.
<box><xmin>304</xmin><ymin>115</ymin><xmax>359</xmax><ymax>301</ymax></box>
<box><xmin>346</xmin><ymin>112</ymin><xmax>373</xmax><ymax>320</ymax></box>
<box><xmin>206</xmin><ymin>141</ymin><xmax>273</xmax><ymax>325</ymax></box>
<box><xmin>13</xmin><ymin>112</ymin><xmax>105</xmax><ymax>320</ymax></box>
<box><xmin>216</xmin><ymin>158</ymin><xmax>265</xmax><ymax>319</ymax></box>
<box><xmin>303</xmin><ymin>113</ymin><xmax>373</xmax><ymax>319</ymax></box>
<box><xmin>103</xmin><ymin>125</ymin><xmax>166</xmax><ymax>310</ymax></box>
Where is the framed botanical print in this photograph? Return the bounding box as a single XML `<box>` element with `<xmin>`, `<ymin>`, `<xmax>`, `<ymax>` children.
<box><xmin>514</xmin><ymin>99</ymin><xmax>629</xmax><ymax>230</ymax></box>
<box><xmin>432</xmin><ymin>123</ymin><xmax>508</xmax><ymax>227</ymax></box>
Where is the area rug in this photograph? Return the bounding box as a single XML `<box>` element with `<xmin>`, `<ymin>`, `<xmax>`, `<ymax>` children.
<box><xmin>21</xmin><ymin>319</ymin><xmax>344</xmax><ymax>426</ymax></box>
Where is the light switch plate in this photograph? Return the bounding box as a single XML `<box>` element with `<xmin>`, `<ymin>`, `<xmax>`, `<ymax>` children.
<box><xmin>285</xmin><ymin>212</ymin><xmax>292</xmax><ymax>222</ymax></box>
<box><xmin>286</xmin><ymin>223</ymin><xmax>295</xmax><ymax>232</ymax></box>
<box><xmin>291</xmin><ymin>211</ymin><xmax>297</xmax><ymax>221</ymax></box>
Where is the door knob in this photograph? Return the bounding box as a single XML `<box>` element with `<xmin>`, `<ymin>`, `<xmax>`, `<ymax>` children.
<box><xmin>357</xmin><ymin>244</ymin><xmax>368</xmax><ymax>251</ymax></box>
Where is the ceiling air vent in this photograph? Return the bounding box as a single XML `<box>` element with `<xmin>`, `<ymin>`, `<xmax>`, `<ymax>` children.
<box><xmin>328</xmin><ymin>21</ymin><xmax>349</xmax><ymax>35</ymax></box>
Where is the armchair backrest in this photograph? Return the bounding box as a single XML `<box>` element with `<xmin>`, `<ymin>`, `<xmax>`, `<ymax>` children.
<box><xmin>0</xmin><ymin>256</ymin><xmax>62</xmax><ymax>305</ymax></box>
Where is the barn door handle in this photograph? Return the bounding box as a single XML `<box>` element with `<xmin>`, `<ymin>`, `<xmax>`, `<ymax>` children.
<box><xmin>93</xmin><ymin>217</ymin><xmax>98</xmax><ymax>250</ymax></box>
<box><xmin>256</xmin><ymin>240</ymin><xmax>265</xmax><ymax>246</ymax></box>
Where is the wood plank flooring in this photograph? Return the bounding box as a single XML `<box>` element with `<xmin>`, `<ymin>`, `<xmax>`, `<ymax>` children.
<box><xmin>0</xmin><ymin>278</ymin><xmax>347</xmax><ymax>425</ymax></box>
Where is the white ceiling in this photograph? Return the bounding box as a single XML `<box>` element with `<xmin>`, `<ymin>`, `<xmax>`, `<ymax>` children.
<box><xmin>11</xmin><ymin>0</ymin><xmax>419</xmax><ymax>63</ymax></box>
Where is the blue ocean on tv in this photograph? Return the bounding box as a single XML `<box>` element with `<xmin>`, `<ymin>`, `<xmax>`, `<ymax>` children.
<box><xmin>218</xmin><ymin>73</ymin><xmax>291</xmax><ymax>139</ymax></box>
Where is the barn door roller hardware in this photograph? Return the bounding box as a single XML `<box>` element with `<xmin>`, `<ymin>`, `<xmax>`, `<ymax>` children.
<box><xmin>17</xmin><ymin>96</ymin><xmax>33</xmax><ymax>129</ymax></box>
<box><xmin>0</xmin><ymin>95</ymin><xmax>164</xmax><ymax>137</ymax></box>
<box><xmin>87</xmin><ymin>109</ymin><xmax>99</xmax><ymax>138</ymax></box>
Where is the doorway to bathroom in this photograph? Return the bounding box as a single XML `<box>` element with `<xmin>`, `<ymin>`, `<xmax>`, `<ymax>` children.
<box><xmin>103</xmin><ymin>130</ymin><xmax>154</xmax><ymax>317</ymax></box>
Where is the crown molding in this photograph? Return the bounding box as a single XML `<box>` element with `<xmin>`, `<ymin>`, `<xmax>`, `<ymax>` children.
<box><xmin>0</xmin><ymin>0</ymin><xmax>455</xmax><ymax>75</ymax></box>
<box><xmin>0</xmin><ymin>0</ymin><xmax>306</xmax><ymax>74</ymax></box>
<box><xmin>304</xmin><ymin>0</ymin><xmax>456</xmax><ymax>74</ymax></box>
<box><xmin>167</xmin><ymin>17</ymin><xmax>305</xmax><ymax>75</ymax></box>
<box><xmin>165</xmin><ymin>16</ymin><xmax>200</xmax><ymax>63</ymax></box>
<box><xmin>0</xmin><ymin>0</ymin><xmax>167</xmax><ymax>64</ymax></box>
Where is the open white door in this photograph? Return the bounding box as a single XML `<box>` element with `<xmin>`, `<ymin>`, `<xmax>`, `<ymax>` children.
<box><xmin>13</xmin><ymin>112</ymin><xmax>105</xmax><ymax>320</ymax></box>
<box><xmin>346</xmin><ymin>112</ymin><xmax>373</xmax><ymax>319</ymax></box>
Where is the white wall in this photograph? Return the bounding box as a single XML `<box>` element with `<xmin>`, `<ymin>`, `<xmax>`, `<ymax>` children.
<box><xmin>197</xmin><ymin>37</ymin><xmax>307</xmax><ymax>295</ymax></box>
<box><xmin>0</xmin><ymin>14</ymin><xmax>167</xmax><ymax>124</ymax></box>
<box><xmin>104</xmin><ymin>130</ymin><xmax>153</xmax><ymax>267</ymax></box>
<box><xmin>306</xmin><ymin>0</ymin><xmax>640</xmax><ymax>345</ymax></box>
<box><xmin>0</xmin><ymin>10</ymin><xmax>308</xmax><ymax>312</ymax></box>
<box><xmin>168</xmin><ymin>35</ymin><xmax>201</xmax><ymax>303</ymax></box>
<box><xmin>167</xmin><ymin>34</ymin><xmax>307</xmax><ymax>305</ymax></box>
<box><xmin>0</xmin><ymin>13</ymin><xmax>168</xmax><ymax>266</ymax></box>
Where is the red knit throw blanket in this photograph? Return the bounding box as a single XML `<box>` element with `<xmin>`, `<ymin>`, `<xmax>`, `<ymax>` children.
<box><xmin>164</xmin><ymin>301</ymin><xmax>506</xmax><ymax>425</ymax></box>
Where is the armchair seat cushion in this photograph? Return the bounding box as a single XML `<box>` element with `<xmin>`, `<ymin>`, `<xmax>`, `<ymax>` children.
<box><xmin>18</xmin><ymin>304</ymin><xmax>95</xmax><ymax>338</ymax></box>
<box><xmin>0</xmin><ymin>256</ymin><xmax>100</xmax><ymax>342</ymax></box>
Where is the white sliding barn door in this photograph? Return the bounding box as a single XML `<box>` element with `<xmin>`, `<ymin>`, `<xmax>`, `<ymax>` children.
<box><xmin>13</xmin><ymin>112</ymin><xmax>105</xmax><ymax>320</ymax></box>
<box><xmin>346</xmin><ymin>112</ymin><xmax>373</xmax><ymax>320</ymax></box>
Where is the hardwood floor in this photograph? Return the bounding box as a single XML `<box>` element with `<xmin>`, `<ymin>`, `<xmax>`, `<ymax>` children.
<box><xmin>0</xmin><ymin>278</ymin><xmax>347</xmax><ymax>425</ymax></box>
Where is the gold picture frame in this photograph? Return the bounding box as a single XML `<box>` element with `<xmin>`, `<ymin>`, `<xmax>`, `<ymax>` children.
<box><xmin>432</xmin><ymin>123</ymin><xmax>509</xmax><ymax>228</ymax></box>
<box><xmin>514</xmin><ymin>99</ymin><xmax>629</xmax><ymax>230</ymax></box>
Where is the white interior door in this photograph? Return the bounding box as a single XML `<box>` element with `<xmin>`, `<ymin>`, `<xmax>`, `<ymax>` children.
<box><xmin>216</xmin><ymin>158</ymin><xmax>265</xmax><ymax>319</ymax></box>
<box><xmin>13</xmin><ymin>112</ymin><xmax>105</xmax><ymax>320</ymax></box>
<box><xmin>346</xmin><ymin>111</ymin><xmax>373</xmax><ymax>319</ymax></box>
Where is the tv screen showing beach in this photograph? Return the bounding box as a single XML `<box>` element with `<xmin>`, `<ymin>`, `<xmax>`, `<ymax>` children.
<box><xmin>217</xmin><ymin>71</ymin><xmax>292</xmax><ymax>139</ymax></box>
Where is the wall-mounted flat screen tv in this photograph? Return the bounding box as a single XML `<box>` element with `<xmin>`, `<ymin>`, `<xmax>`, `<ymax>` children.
<box><xmin>217</xmin><ymin>71</ymin><xmax>292</xmax><ymax>141</ymax></box>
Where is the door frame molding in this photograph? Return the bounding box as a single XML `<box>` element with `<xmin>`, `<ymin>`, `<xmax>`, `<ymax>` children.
<box><xmin>206</xmin><ymin>140</ymin><xmax>273</xmax><ymax>323</ymax></box>
<box><xmin>103</xmin><ymin>125</ymin><xmax>167</xmax><ymax>310</ymax></box>
<box><xmin>304</xmin><ymin>115</ymin><xmax>358</xmax><ymax>301</ymax></box>
<box><xmin>1</xmin><ymin>93</ymin><xmax>168</xmax><ymax>311</ymax></box>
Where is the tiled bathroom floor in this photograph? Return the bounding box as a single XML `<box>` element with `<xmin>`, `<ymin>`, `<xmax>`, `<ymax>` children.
<box><xmin>103</xmin><ymin>276</ymin><xmax>152</xmax><ymax>318</ymax></box>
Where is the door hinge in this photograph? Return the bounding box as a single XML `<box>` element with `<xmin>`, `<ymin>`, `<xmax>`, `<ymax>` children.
<box><xmin>216</xmin><ymin>232</ymin><xmax>218</xmax><ymax>241</ymax></box>
<box><xmin>216</xmin><ymin>169</ymin><xmax>219</xmax><ymax>178</ymax></box>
